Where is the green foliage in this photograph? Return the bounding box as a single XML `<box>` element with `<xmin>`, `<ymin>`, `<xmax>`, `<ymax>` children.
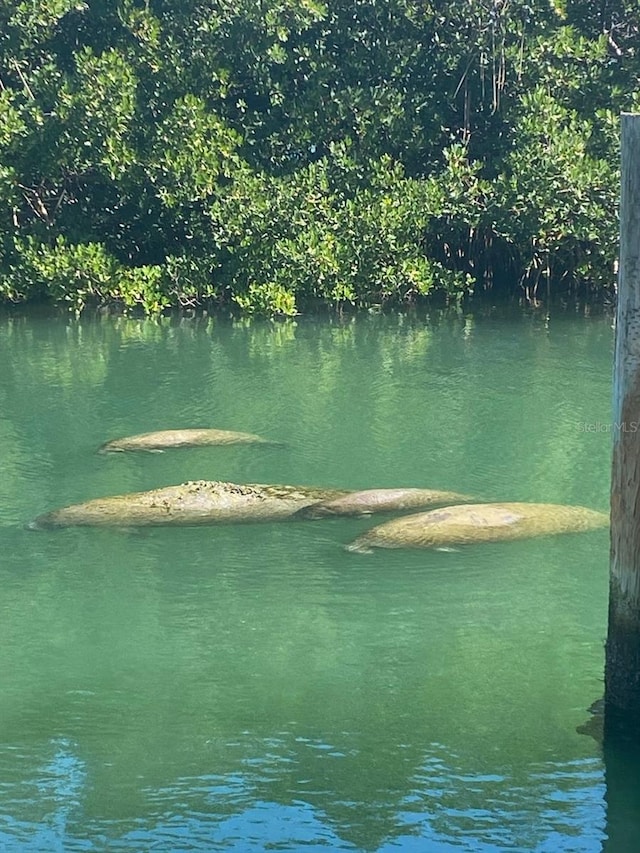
<box><xmin>233</xmin><ymin>281</ymin><xmax>298</xmax><ymax>316</ymax></box>
<box><xmin>57</xmin><ymin>47</ymin><xmax>138</xmax><ymax>179</ymax></box>
<box><xmin>0</xmin><ymin>0</ymin><xmax>634</xmax><ymax>314</ymax></box>
<box><xmin>148</xmin><ymin>94</ymin><xmax>243</xmax><ymax>207</ymax></box>
<box><xmin>162</xmin><ymin>254</ymin><xmax>218</xmax><ymax>306</ymax></box>
<box><xmin>4</xmin><ymin>236</ymin><xmax>168</xmax><ymax>312</ymax></box>
<box><xmin>211</xmin><ymin>146</ymin><xmax>472</xmax><ymax>313</ymax></box>
<box><xmin>494</xmin><ymin>88</ymin><xmax>618</xmax><ymax>293</ymax></box>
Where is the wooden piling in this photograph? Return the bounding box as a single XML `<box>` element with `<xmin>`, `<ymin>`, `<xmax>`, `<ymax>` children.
<box><xmin>606</xmin><ymin>113</ymin><xmax>640</xmax><ymax>728</ymax></box>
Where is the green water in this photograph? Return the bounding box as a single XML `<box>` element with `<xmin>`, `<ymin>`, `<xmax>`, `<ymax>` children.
<box><xmin>0</xmin><ymin>305</ymin><xmax>620</xmax><ymax>851</ymax></box>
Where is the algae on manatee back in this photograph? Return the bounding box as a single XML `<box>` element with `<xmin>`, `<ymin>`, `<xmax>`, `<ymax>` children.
<box><xmin>30</xmin><ymin>480</ymin><xmax>350</xmax><ymax>528</ymax></box>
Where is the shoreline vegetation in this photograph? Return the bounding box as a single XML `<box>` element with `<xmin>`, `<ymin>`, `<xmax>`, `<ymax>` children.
<box><xmin>0</xmin><ymin>0</ymin><xmax>637</xmax><ymax>316</ymax></box>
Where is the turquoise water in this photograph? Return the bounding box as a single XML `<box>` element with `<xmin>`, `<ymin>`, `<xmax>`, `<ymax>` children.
<box><xmin>0</xmin><ymin>305</ymin><xmax>619</xmax><ymax>851</ymax></box>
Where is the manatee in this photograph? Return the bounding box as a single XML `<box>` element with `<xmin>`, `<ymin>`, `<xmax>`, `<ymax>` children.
<box><xmin>99</xmin><ymin>428</ymin><xmax>278</xmax><ymax>453</ymax></box>
<box><xmin>345</xmin><ymin>502</ymin><xmax>609</xmax><ymax>553</ymax></box>
<box><xmin>298</xmin><ymin>488</ymin><xmax>473</xmax><ymax>519</ymax></box>
<box><xmin>29</xmin><ymin>481</ymin><xmax>351</xmax><ymax>529</ymax></box>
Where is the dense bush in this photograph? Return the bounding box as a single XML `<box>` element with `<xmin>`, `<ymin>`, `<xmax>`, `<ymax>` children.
<box><xmin>0</xmin><ymin>0</ymin><xmax>637</xmax><ymax>314</ymax></box>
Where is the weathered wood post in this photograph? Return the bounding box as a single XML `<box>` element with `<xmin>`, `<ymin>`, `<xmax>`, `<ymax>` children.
<box><xmin>607</xmin><ymin>113</ymin><xmax>640</xmax><ymax>731</ymax></box>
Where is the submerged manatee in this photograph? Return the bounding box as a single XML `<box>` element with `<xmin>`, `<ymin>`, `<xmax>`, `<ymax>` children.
<box><xmin>346</xmin><ymin>502</ymin><xmax>609</xmax><ymax>553</ymax></box>
<box><xmin>29</xmin><ymin>481</ymin><xmax>350</xmax><ymax>529</ymax></box>
<box><xmin>298</xmin><ymin>488</ymin><xmax>473</xmax><ymax>519</ymax></box>
<box><xmin>99</xmin><ymin>428</ymin><xmax>278</xmax><ymax>453</ymax></box>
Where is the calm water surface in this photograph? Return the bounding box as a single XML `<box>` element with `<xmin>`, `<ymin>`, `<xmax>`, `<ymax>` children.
<box><xmin>0</xmin><ymin>305</ymin><xmax>624</xmax><ymax>851</ymax></box>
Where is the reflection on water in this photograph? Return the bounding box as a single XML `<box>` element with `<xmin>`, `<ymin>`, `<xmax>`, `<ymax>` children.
<box><xmin>0</xmin><ymin>305</ymin><xmax>616</xmax><ymax>851</ymax></box>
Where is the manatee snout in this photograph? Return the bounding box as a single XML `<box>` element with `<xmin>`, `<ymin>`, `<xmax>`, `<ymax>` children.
<box><xmin>26</xmin><ymin>516</ymin><xmax>55</xmax><ymax>531</ymax></box>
